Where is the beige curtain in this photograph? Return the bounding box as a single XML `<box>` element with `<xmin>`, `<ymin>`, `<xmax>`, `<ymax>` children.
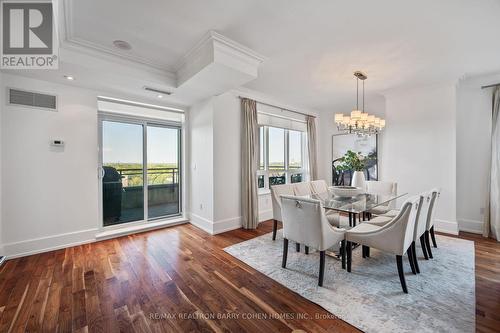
<box><xmin>307</xmin><ymin>116</ymin><xmax>318</xmax><ymax>181</ymax></box>
<box><xmin>485</xmin><ymin>87</ymin><xmax>500</xmax><ymax>240</ymax></box>
<box><xmin>241</xmin><ymin>98</ymin><xmax>259</xmax><ymax>229</ymax></box>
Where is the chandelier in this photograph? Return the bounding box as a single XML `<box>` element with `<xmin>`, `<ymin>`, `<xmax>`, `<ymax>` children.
<box><xmin>335</xmin><ymin>71</ymin><xmax>385</xmax><ymax>136</ymax></box>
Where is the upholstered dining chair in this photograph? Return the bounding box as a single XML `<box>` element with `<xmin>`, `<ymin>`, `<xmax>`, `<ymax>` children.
<box><xmin>270</xmin><ymin>184</ymin><xmax>295</xmax><ymax>241</ymax></box>
<box><xmin>364</xmin><ymin>181</ymin><xmax>398</xmax><ymax>216</ymax></box>
<box><xmin>310</xmin><ymin>179</ymin><xmax>329</xmax><ymax>194</ymax></box>
<box><xmin>293</xmin><ymin>182</ymin><xmax>313</xmax><ymax>196</ymax></box>
<box><xmin>280</xmin><ymin>195</ymin><xmax>346</xmax><ymax>287</ymax></box>
<box><xmin>424</xmin><ymin>188</ymin><xmax>441</xmax><ymax>259</ymax></box>
<box><xmin>364</xmin><ymin>194</ymin><xmax>425</xmax><ymax>275</ymax></box>
<box><xmin>345</xmin><ymin>196</ymin><xmax>421</xmax><ymax>293</ymax></box>
<box><xmin>309</xmin><ymin>180</ymin><xmax>344</xmax><ymax>227</ymax></box>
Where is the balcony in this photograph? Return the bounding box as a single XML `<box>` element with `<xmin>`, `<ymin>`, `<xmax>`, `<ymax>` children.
<box><xmin>103</xmin><ymin>166</ymin><xmax>180</xmax><ymax>226</ymax></box>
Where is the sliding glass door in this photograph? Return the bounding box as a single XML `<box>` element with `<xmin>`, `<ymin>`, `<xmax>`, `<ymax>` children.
<box><xmin>147</xmin><ymin>125</ymin><xmax>180</xmax><ymax>219</ymax></box>
<box><xmin>100</xmin><ymin>118</ymin><xmax>181</xmax><ymax>227</ymax></box>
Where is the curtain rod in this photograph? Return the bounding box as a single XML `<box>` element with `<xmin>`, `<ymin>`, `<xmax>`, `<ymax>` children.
<box><xmin>481</xmin><ymin>83</ymin><xmax>500</xmax><ymax>89</ymax></box>
<box><xmin>238</xmin><ymin>96</ymin><xmax>316</xmax><ymax>118</ymax></box>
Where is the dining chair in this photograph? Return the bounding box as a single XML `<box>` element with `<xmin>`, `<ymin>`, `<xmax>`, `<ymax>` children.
<box><xmin>364</xmin><ymin>181</ymin><xmax>398</xmax><ymax>216</ymax></box>
<box><xmin>293</xmin><ymin>182</ymin><xmax>313</xmax><ymax>196</ymax></box>
<box><xmin>310</xmin><ymin>179</ymin><xmax>329</xmax><ymax>194</ymax></box>
<box><xmin>345</xmin><ymin>195</ymin><xmax>420</xmax><ymax>293</ymax></box>
<box><xmin>280</xmin><ymin>195</ymin><xmax>346</xmax><ymax>287</ymax></box>
<box><xmin>309</xmin><ymin>180</ymin><xmax>343</xmax><ymax>227</ymax></box>
<box><xmin>424</xmin><ymin>188</ymin><xmax>441</xmax><ymax>259</ymax></box>
<box><xmin>270</xmin><ymin>184</ymin><xmax>295</xmax><ymax>241</ymax></box>
<box><xmin>363</xmin><ymin>194</ymin><xmax>425</xmax><ymax>275</ymax></box>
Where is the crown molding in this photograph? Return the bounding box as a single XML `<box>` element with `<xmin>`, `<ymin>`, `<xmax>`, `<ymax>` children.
<box><xmin>174</xmin><ymin>30</ymin><xmax>266</xmax><ymax>72</ymax></box>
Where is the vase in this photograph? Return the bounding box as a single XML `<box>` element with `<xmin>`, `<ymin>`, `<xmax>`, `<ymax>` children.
<box><xmin>351</xmin><ymin>171</ymin><xmax>365</xmax><ymax>189</ymax></box>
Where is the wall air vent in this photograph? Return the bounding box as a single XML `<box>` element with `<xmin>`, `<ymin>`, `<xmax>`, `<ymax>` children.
<box><xmin>8</xmin><ymin>88</ymin><xmax>57</xmax><ymax>111</ymax></box>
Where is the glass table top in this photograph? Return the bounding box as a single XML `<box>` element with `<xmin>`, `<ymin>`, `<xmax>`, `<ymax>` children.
<box><xmin>310</xmin><ymin>192</ymin><xmax>408</xmax><ymax>214</ymax></box>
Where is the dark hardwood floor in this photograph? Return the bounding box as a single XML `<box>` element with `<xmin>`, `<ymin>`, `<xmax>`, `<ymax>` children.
<box><xmin>0</xmin><ymin>221</ymin><xmax>498</xmax><ymax>333</ymax></box>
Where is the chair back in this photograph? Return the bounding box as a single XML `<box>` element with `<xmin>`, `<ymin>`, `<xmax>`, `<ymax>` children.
<box><xmin>365</xmin><ymin>181</ymin><xmax>397</xmax><ymax>209</ymax></box>
<box><xmin>281</xmin><ymin>195</ymin><xmax>344</xmax><ymax>250</ymax></box>
<box><xmin>270</xmin><ymin>184</ymin><xmax>295</xmax><ymax>222</ymax></box>
<box><xmin>365</xmin><ymin>181</ymin><xmax>397</xmax><ymax>196</ymax></box>
<box><xmin>426</xmin><ymin>188</ymin><xmax>440</xmax><ymax>230</ymax></box>
<box><xmin>370</xmin><ymin>195</ymin><xmax>420</xmax><ymax>255</ymax></box>
<box><xmin>293</xmin><ymin>182</ymin><xmax>312</xmax><ymax>196</ymax></box>
<box><xmin>310</xmin><ymin>180</ymin><xmax>328</xmax><ymax>194</ymax></box>
<box><xmin>414</xmin><ymin>192</ymin><xmax>431</xmax><ymax>240</ymax></box>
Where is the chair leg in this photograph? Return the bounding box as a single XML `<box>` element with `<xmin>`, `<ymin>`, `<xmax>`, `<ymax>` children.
<box><xmin>362</xmin><ymin>245</ymin><xmax>367</xmax><ymax>258</ymax></box>
<box><xmin>425</xmin><ymin>231</ymin><xmax>433</xmax><ymax>259</ymax></box>
<box><xmin>296</xmin><ymin>243</ymin><xmax>300</xmax><ymax>252</ymax></box>
<box><xmin>366</xmin><ymin>246</ymin><xmax>370</xmax><ymax>257</ymax></box>
<box><xmin>305</xmin><ymin>246</ymin><xmax>309</xmax><ymax>255</ymax></box>
<box><xmin>430</xmin><ymin>226</ymin><xmax>437</xmax><ymax>248</ymax></box>
<box><xmin>346</xmin><ymin>241</ymin><xmax>352</xmax><ymax>272</ymax></box>
<box><xmin>412</xmin><ymin>241</ymin><xmax>420</xmax><ymax>274</ymax></box>
<box><xmin>396</xmin><ymin>255</ymin><xmax>408</xmax><ymax>294</ymax></box>
<box><xmin>341</xmin><ymin>240</ymin><xmax>346</xmax><ymax>270</ymax></box>
<box><xmin>420</xmin><ymin>235</ymin><xmax>429</xmax><ymax>260</ymax></box>
<box><xmin>407</xmin><ymin>246</ymin><xmax>416</xmax><ymax>275</ymax></box>
<box><xmin>282</xmin><ymin>238</ymin><xmax>289</xmax><ymax>268</ymax></box>
<box><xmin>319</xmin><ymin>251</ymin><xmax>326</xmax><ymax>287</ymax></box>
<box><xmin>272</xmin><ymin>220</ymin><xmax>278</xmax><ymax>240</ymax></box>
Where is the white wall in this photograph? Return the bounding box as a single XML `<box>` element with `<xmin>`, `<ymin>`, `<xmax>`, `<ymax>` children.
<box><xmin>317</xmin><ymin>95</ymin><xmax>386</xmax><ymax>184</ymax></box>
<box><xmin>213</xmin><ymin>93</ymin><xmax>243</xmax><ymax>229</ymax></box>
<box><xmin>188</xmin><ymin>98</ymin><xmax>215</xmax><ymax>230</ymax></box>
<box><xmin>380</xmin><ymin>83</ymin><xmax>458</xmax><ymax>234</ymax></box>
<box><xmin>1</xmin><ymin>74</ymin><xmax>100</xmax><ymax>256</ymax></box>
<box><xmin>455</xmin><ymin>73</ymin><xmax>499</xmax><ymax>233</ymax></box>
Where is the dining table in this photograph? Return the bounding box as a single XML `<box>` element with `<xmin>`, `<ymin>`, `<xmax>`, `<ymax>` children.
<box><xmin>312</xmin><ymin>191</ymin><xmax>408</xmax><ymax>227</ymax></box>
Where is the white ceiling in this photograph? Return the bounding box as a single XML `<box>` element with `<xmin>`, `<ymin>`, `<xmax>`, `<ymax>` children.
<box><xmin>19</xmin><ymin>0</ymin><xmax>500</xmax><ymax>110</ymax></box>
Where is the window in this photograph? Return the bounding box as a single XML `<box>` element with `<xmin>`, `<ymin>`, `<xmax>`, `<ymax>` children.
<box><xmin>257</xmin><ymin>126</ymin><xmax>307</xmax><ymax>191</ymax></box>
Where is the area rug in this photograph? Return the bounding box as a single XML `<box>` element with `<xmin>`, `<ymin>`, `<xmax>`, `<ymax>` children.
<box><xmin>224</xmin><ymin>231</ymin><xmax>475</xmax><ymax>333</ymax></box>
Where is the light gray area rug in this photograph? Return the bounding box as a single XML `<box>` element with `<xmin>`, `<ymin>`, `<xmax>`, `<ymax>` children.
<box><xmin>224</xmin><ymin>231</ymin><xmax>475</xmax><ymax>333</ymax></box>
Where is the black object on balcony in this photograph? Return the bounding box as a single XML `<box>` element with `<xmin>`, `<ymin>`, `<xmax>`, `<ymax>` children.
<box><xmin>103</xmin><ymin>166</ymin><xmax>123</xmax><ymax>222</ymax></box>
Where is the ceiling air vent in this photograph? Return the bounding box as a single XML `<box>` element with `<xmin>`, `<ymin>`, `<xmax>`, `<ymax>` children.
<box><xmin>8</xmin><ymin>88</ymin><xmax>57</xmax><ymax>111</ymax></box>
<box><xmin>144</xmin><ymin>86</ymin><xmax>172</xmax><ymax>95</ymax></box>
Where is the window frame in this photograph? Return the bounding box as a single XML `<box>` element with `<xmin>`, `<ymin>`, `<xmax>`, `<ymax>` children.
<box><xmin>257</xmin><ymin>125</ymin><xmax>308</xmax><ymax>192</ymax></box>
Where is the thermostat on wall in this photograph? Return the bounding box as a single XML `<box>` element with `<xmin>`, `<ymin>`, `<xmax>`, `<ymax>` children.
<box><xmin>50</xmin><ymin>139</ymin><xmax>65</xmax><ymax>147</ymax></box>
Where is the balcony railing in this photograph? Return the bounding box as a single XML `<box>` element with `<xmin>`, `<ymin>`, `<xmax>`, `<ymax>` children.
<box><xmin>102</xmin><ymin>166</ymin><xmax>180</xmax><ymax>225</ymax></box>
<box><xmin>115</xmin><ymin>167</ymin><xmax>179</xmax><ymax>186</ymax></box>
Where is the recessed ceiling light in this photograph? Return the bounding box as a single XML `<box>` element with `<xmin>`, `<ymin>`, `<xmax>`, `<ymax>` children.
<box><xmin>64</xmin><ymin>75</ymin><xmax>75</xmax><ymax>80</ymax></box>
<box><xmin>157</xmin><ymin>94</ymin><xmax>163</xmax><ymax>98</ymax></box>
<box><xmin>113</xmin><ymin>40</ymin><xmax>132</xmax><ymax>50</ymax></box>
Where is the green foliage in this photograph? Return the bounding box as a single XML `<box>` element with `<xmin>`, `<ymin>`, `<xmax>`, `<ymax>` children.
<box><xmin>336</xmin><ymin>150</ymin><xmax>368</xmax><ymax>172</ymax></box>
<box><xmin>104</xmin><ymin>163</ymin><xmax>179</xmax><ymax>187</ymax></box>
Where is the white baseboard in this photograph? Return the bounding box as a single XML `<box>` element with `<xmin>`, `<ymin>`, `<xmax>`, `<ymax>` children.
<box><xmin>259</xmin><ymin>209</ymin><xmax>273</xmax><ymax>223</ymax></box>
<box><xmin>4</xmin><ymin>218</ymin><xmax>190</xmax><ymax>259</ymax></box>
<box><xmin>188</xmin><ymin>213</ymin><xmax>242</xmax><ymax>235</ymax></box>
<box><xmin>189</xmin><ymin>213</ymin><xmax>216</xmax><ymax>234</ymax></box>
<box><xmin>458</xmin><ymin>218</ymin><xmax>484</xmax><ymax>234</ymax></box>
<box><xmin>4</xmin><ymin>228</ymin><xmax>99</xmax><ymax>259</ymax></box>
<box><xmin>213</xmin><ymin>216</ymin><xmax>242</xmax><ymax>234</ymax></box>
<box><xmin>435</xmin><ymin>219</ymin><xmax>459</xmax><ymax>235</ymax></box>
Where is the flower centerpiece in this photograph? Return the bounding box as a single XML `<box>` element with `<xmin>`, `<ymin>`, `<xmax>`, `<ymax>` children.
<box><xmin>336</xmin><ymin>150</ymin><xmax>368</xmax><ymax>188</ymax></box>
